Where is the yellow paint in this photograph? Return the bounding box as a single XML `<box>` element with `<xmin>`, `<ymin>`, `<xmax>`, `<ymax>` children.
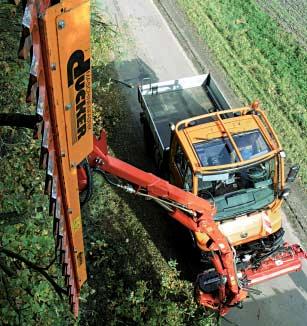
<box><xmin>170</xmin><ymin>106</ymin><xmax>285</xmax><ymax>253</ymax></box>
<box><xmin>43</xmin><ymin>0</ymin><xmax>90</xmax><ymax>288</ymax></box>
<box><xmin>72</xmin><ymin>215</ymin><xmax>82</xmax><ymax>232</ymax></box>
<box><xmin>195</xmin><ymin>208</ymin><xmax>282</xmax><ymax>251</ymax></box>
<box><xmin>174</xmin><ymin>107</ymin><xmax>282</xmax><ymax>175</ymax></box>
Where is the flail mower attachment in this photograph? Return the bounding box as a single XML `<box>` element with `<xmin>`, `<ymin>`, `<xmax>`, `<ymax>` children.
<box><xmin>196</xmin><ymin>243</ymin><xmax>307</xmax><ymax>315</ymax></box>
<box><xmin>18</xmin><ymin>0</ymin><xmax>92</xmax><ymax>316</ymax></box>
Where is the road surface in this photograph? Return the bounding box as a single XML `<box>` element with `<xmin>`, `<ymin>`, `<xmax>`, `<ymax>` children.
<box><xmin>98</xmin><ymin>1</ymin><xmax>307</xmax><ymax>325</ymax></box>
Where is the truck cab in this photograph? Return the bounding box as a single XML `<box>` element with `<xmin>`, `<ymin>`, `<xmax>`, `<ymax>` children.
<box><xmin>138</xmin><ymin>74</ymin><xmax>286</xmax><ymax>252</ymax></box>
<box><xmin>169</xmin><ymin>107</ymin><xmax>285</xmax><ymax>250</ymax></box>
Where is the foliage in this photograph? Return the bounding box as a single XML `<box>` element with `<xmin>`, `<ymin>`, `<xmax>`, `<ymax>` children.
<box><xmin>112</xmin><ymin>261</ymin><xmax>216</xmax><ymax>326</ymax></box>
<box><xmin>177</xmin><ymin>0</ymin><xmax>307</xmax><ymax>187</ymax></box>
<box><xmin>0</xmin><ymin>3</ymin><xmax>74</xmax><ymax>325</ymax></box>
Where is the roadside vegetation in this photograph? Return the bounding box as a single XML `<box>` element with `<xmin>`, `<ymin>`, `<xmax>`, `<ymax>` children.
<box><xmin>0</xmin><ymin>3</ymin><xmax>72</xmax><ymax>325</ymax></box>
<box><xmin>177</xmin><ymin>0</ymin><xmax>307</xmax><ymax>188</ymax></box>
<box><xmin>0</xmin><ymin>2</ymin><xmax>217</xmax><ymax>325</ymax></box>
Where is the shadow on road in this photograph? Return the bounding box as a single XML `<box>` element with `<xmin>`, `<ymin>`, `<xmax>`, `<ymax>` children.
<box><xmin>290</xmin><ymin>268</ymin><xmax>307</xmax><ymax>293</ymax></box>
<box><xmin>223</xmin><ymin>284</ymin><xmax>307</xmax><ymax>326</ymax></box>
<box><xmin>91</xmin><ymin>57</ymin><xmax>207</xmax><ymax>281</ymax></box>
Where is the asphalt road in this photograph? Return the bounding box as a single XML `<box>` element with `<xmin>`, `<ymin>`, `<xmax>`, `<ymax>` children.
<box><xmin>98</xmin><ymin>1</ymin><xmax>307</xmax><ymax>325</ymax></box>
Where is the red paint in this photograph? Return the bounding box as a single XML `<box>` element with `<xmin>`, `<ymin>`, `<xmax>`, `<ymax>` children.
<box><xmin>244</xmin><ymin>244</ymin><xmax>306</xmax><ymax>285</ymax></box>
<box><xmin>77</xmin><ymin>131</ymin><xmax>307</xmax><ymax>315</ymax></box>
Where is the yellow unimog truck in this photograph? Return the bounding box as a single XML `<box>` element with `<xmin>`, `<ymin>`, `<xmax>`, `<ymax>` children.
<box><xmin>138</xmin><ymin>73</ymin><xmax>299</xmax><ymax>268</ymax></box>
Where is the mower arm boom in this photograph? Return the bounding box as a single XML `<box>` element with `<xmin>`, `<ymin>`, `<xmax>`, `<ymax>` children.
<box><xmin>81</xmin><ymin>131</ymin><xmax>246</xmax><ymax>313</ymax></box>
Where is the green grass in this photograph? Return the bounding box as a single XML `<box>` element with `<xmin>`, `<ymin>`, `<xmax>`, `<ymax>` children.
<box><xmin>177</xmin><ymin>0</ymin><xmax>307</xmax><ymax>187</ymax></box>
<box><xmin>257</xmin><ymin>0</ymin><xmax>307</xmax><ymax>48</ymax></box>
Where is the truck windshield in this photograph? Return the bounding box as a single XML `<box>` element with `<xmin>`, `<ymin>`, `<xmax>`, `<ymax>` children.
<box><xmin>198</xmin><ymin>158</ymin><xmax>276</xmax><ymax>220</ymax></box>
<box><xmin>194</xmin><ymin>129</ymin><xmax>270</xmax><ymax>166</ymax></box>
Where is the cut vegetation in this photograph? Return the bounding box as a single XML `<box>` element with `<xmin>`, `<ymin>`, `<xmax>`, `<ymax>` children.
<box><xmin>177</xmin><ymin>0</ymin><xmax>307</xmax><ymax>188</ymax></box>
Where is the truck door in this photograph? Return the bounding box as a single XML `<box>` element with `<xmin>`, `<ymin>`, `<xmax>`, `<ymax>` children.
<box><xmin>170</xmin><ymin>140</ymin><xmax>193</xmax><ymax>191</ymax></box>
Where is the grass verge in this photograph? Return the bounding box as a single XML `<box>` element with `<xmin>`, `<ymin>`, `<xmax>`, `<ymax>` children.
<box><xmin>177</xmin><ymin>0</ymin><xmax>307</xmax><ymax>187</ymax></box>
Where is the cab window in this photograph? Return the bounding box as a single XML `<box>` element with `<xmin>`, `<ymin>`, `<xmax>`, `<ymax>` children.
<box><xmin>174</xmin><ymin>144</ymin><xmax>193</xmax><ymax>191</ymax></box>
<box><xmin>184</xmin><ymin>166</ymin><xmax>193</xmax><ymax>191</ymax></box>
<box><xmin>175</xmin><ymin>144</ymin><xmax>187</xmax><ymax>176</ymax></box>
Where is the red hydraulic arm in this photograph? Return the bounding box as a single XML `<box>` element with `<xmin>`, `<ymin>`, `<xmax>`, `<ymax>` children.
<box><xmin>79</xmin><ymin>132</ymin><xmax>247</xmax><ymax>314</ymax></box>
<box><xmin>87</xmin><ymin>131</ymin><xmax>246</xmax><ymax>314</ymax></box>
<box><xmin>78</xmin><ymin>130</ymin><xmax>307</xmax><ymax>315</ymax></box>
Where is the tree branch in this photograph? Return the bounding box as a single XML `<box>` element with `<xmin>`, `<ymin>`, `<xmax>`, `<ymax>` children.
<box><xmin>0</xmin><ymin>113</ymin><xmax>40</xmax><ymax>130</ymax></box>
<box><xmin>0</xmin><ymin>247</ymin><xmax>67</xmax><ymax>299</ymax></box>
<box><xmin>92</xmin><ymin>19</ymin><xmax>118</xmax><ymax>34</ymax></box>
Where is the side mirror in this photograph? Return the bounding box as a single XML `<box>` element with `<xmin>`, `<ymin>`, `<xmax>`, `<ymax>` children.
<box><xmin>286</xmin><ymin>165</ymin><xmax>300</xmax><ymax>183</ymax></box>
<box><xmin>279</xmin><ymin>188</ymin><xmax>290</xmax><ymax>199</ymax></box>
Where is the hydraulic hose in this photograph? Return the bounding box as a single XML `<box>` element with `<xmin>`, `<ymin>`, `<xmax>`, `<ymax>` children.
<box><xmin>80</xmin><ymin>160</ymin><xmax>93</xmax><ymax>206</ymax></box>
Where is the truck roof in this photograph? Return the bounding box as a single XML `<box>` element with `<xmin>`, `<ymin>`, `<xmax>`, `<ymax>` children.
<box><xmin>176</xmin><ymin>107</ymin><xmax>282</xmax><ymax>172</ymax></box>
